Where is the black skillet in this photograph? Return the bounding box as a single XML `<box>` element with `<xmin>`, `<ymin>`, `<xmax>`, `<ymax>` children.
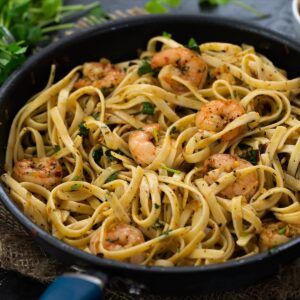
<box><xmin>1</xmin><ymin>15</ymin><xmax>300</xmax><ymax>299</ymax></box>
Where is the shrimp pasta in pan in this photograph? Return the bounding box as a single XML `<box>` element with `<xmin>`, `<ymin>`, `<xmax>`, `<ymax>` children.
<box><xmin>3</xmin><ymin>35</ymin><xmax>300</xmax><ymax>266</ymax></box>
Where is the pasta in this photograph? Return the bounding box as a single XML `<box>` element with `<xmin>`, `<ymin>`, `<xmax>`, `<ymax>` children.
<box><xmin>2</xmin><ymin>35</ymin><xmax>300</xmax><ymax>267</ymax></box>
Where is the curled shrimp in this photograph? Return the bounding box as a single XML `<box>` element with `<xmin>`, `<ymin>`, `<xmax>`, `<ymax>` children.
<box><xmin>203</xmin><ymin>154</ymin><xmax>258</xmax><ymax>200</ymax></box>
<box><xmin>90</xmin><ymin>222</ymin><xmax>146</xmax><ymax>264</ymax></box>
<box><xmin>74</xmin><ymin>59</ymin><xmax>125</xmax><ymax>91</ymax></box>
<box><xmin>12</xmin><ymin>157</ymin><xmax>63</xmax><ymax>189</ymax></box>
<box><xmin>195</xmin><ymin>99</ymin><xmax>245</xmax><ymax>141</ymax></box>
<box><xmin>259</xmin><ymin>222</ymin><xmax>300</xmax><ymax>251</ymax></box>
<box><xmin>151</xmin><ymin>47</ymin><xmax>208</xmax><ymax>93</ymax></box>
<box><xmin>128</xmin><ymin>124</ymin><xmax>160</xmax><ymax>166</ymax></box>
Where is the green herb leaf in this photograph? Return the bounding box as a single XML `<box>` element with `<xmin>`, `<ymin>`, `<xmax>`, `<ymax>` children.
<box><xmin>154</xmin><ymin>203</ymin><xmax>160</xmax><ymax>209</ymax></box>
<box><xmin>278</xmin><ymin>226</ymin><xmax>287</xmax><ymax>235</ymax></box>
<box><xmin>141</xmin><ymin>102</ymin><xmax>155</xmax><ymax>115</ymax></box>
<box><xmin>161</xmin><ymin>164</ymin><xmax>181</xmax><ymax>174</ymax></box>
<box><xmin>93</xmin><ymin>148</ymin><xmax>102</xmax><ymax>163</ymax></box>
<box><xmin>89</xmin><ymin>5</ymin><xmax>109</xmax><ymax>19</ymax></box>
<box><xmin>145</xmin><ymin>0</ymin><xmax>181</xmax><ymax>13</ymax></box>
<box><xmin>153</xmin><ymin>219</ymin><xmax>164</xmax><ymax>229</ymax></box>
<box><xmin>53</xmin><ymin>145</ymin><xmax>61</xmax><ymax>153</ymax></box>
<box><xmin>70</xmin><ymin>183</ymin><xmax>81</xmax><ymax>191</ymax></box>
<box><xmin>79</xmin><ymin>122</ymin><xmax>89</xmax><ymax>137</ymax></box>
<box><xmin>71</xmin><ymin>175</ymin><xmax>81</xmax><ymax>181</ymax></box>
<box><xmin>105</xmin><ymin>172</ymin><xmax>118</xmax><ymax>183</ymax></box>
<box><xmin>145</xmin><ymin>0</ymin><xmax>168</xmax><ymax>13</ymax></box>
<box><xmin>186</xmin><ymin>37</ymin><xmax>200</xmax><ymax>53</ymax></box>
<box><xmin>27</xmin><ymin>26</ymin><xmax>42</xmax><ymax>44</ymax></box>
<box><xmin>105</xmin><ymin>149</ymin><xmax>123</xmax><ymax>162</ymax></box>
<box><xmin>162</xmin><ymin>31</ymin><xmax>172</xmax><ymax>39</ymax></box>
<box><xmin>0</xmin><ymin>1</ymin><xmax>109</xmax><ymax>85</ymax></box>
<box><xmin>170</xmin><ymin>126</ymin><xmax>178</xmax><ymax>135</ymax></box>
<box><xmin>240</xmin><ymin>149</ymin><xmax>259</xmax><ymax>166</ymax></box>
<box><xmin>199</xmin><ymin>0</ymin><xmax>230</xmax><ymax>8</ymax></box>
<box><xmin>41</xmin><ymin>0</ymin><xmax>62</xmax><ymax>18</ymax></box>
<box><xmin>160</xmin><ymin>228</ymin><xmax>172</xmax><ymax>236</ymax></box>
<box><xmin>138</xmin><ymin>60</ymin><xmax>153</xmax><ymax>76</ymax></box>
<box><xmin>101</xmin><ymin>87</ymin><xmax>113</xmax><ymax>96</ymax></box>
<box><xmin>0</xmin><ymin>41</ymin><xmax>27</xmax><ymax>84</ymax></box>
<box><xmin>162</xmin><ymin>0</ymin><xmax>181</xmax><ymax>7</ymax></box>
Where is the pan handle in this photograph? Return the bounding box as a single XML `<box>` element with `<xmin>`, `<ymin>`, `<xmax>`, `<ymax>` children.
<box><xmin>39</xmin><ymin>272</ymin><xmax>107</xmax><ymax>300</ymax></box>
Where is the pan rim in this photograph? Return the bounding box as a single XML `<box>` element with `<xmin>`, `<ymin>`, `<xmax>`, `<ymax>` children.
<box><xmin>1</xmin><ymin>13</ymin><xmax>300</xmax><ymax>275</ymax></box>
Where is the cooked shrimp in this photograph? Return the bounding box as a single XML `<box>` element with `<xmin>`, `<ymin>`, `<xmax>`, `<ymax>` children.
<box><xmin>128</xmin><ymin>123</ymin><xmax>160</xmax><ymax>166</ymax></box>
<box><xmin>259</xmin><ymin>222</ymin><xmax>300</xmax><ymax>251</ymax></box>
<box><xmin>195</xmin><ymin>99</ymin><xmax>245</xmax><ymax>141</ymax></box>
<box><xmin>151</xmin><ymin>47</ymin><xmax>208</xmax><ymax>93</ymax></box>
<box><xmin>203</xmin><ymin>154</ymin><xmax>258</xmax><ymax>200</ymax></box>
<box><xmin>74</xmin><ymin>59</ymin><xmax>125</xmax><ymax>90</ymax></box>
<box><xmin>12</xmin><ymin>157</ymin><xmax>63</xmax><ymax>189</ymax></box>
<box><xmin>90</xmin><ymin>222</ymin><xmax>146</xmax><ymax>264</ymax></box>
<box><xmin>210</xmin><ymin>65</ymin><xmax>236</xmax><ymax>85</ymax></box>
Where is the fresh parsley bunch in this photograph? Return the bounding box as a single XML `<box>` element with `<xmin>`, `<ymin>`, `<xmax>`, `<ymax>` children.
<box><xmin>0</xmin><ymin>0</ymin><xmax>105</xmax><ymax>84</ymax></box>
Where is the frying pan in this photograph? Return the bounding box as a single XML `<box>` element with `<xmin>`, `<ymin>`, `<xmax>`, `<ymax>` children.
<box><xmin>1</xmin><ymin>15</ymin><xmax>300</xmax><ymax>299</ymax></box>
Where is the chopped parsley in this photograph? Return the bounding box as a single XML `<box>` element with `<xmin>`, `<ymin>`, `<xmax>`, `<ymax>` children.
<box><xmin>105</xmin><ymin>149</ymin><xmax>123</xmax><ymax>161</ymax></box>
<box><xmin>170</xmin><ymin>126</ymin><xmax>178</xmax><ymax>135</ymax></box>
<box><xmin>161</xmin><ymin>164</ymin><xmax>181</xmax><ymax>174</ymax></box>
<box><xmin>138</xmin><ymin>60</ymin><xmax>153</xmax><ymax>76</ymax></box>
<box><xmin>160</xmin><ymin>228</ymin><xmax>172</xmax><ymax>236</ymax></box>
<box><xmin>70</xmin><ymin>183</ymin><xmax>81</xmax><ymax>191</ymax></box>
<box><xmin>141</xmin><ymin>102</ymin><xmax>155</xmax><ymax>115</ymax></box>
<box><xmin>153</xmin><ymin>219</ymin><xmax>164</xmax><ymax>230</ymax></box>
<box><xmin>240</xmin><ymin>149</ymin><xmax>259</xmax><ymax>166</ymax></box>
<box><xmin>105</xmin><ymin>172</ymin><xmax>118</xmax><ymax>183</ymax></box>
<box><xmin>79</xmin><ymin>122</ymin><xmax>89</xmax><ymax>137</ymax></box>
<box><xmin>162</xmin><ymin>31</ymin><xmax>172</xmax><ymax>39</ymax></box>
<box><xmin>71</xmin><ymin>175</ymin><xmax>81</xmax><ymax>181</ymax></box>
<box><xmin>186</xmin><ymin>37</ymin><xmax>200</xmax><ymax>53</ymax></box>
<box><xmin>278</xmin><ymin>226</ymin><xmax>287</xmax><ymax>235</ymax></box>
<box><xmin>101</xmin><ymin>87</ymin><xmax>113</xmax><ymax>97</ymax></box>
<box><xmin>92</xmin><ymin>149</ymin><xmax>102</xmax><ymax>163</ymax></box>
<box><xmin>105</xmin><ymin>149</ymin><xmax>115</xmax><ymax>161</ymax></box>
<box><xmin>53</xmin><ymin>145</ymin><xmax>61</xmax><ymax>153</ymax></box>
<box><xmin>154</xmin><ymin>203</ymin><xmax>160</xmax><ymax>209</ymax></box>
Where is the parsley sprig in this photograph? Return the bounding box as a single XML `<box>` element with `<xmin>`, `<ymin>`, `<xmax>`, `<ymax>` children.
<box><xmin>145</xmin><ymin>0</ymin><xmax>181</xmax><ymax>13</ymax></box>
<box><xmin>0</xmin><ymin>0</ymin><xmax>106</xmax><ymax>85</ymax></box>
<box><xmin>198</xmin><ymin>0</ymin><xmax>268</xmax><ymax>18</ymax></box>
<box><xmin>141</xmin><ymin>102</ymin><xmax>155</xmax><ymax>115</ymax></box>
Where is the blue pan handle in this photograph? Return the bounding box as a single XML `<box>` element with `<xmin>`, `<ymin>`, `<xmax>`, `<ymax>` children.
<box><xmin>39</xmin><ymin>272</ymin><xmax>107</xmax><ymax>300</ymax></box>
